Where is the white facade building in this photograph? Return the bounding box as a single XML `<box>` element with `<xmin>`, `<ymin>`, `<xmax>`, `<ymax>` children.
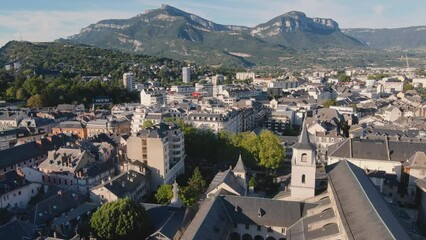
<box><xmin>123</xmin><ymin>72</ymin><xmax>135</xmax><ymax>91</ymax></box>
<box><xmin>182</xmin><ymin>67</ymin><xmax>191</xmax><ymax>83</ymax></box>
<box><xmin>140</xmin><ymin>87</ymin><xmax>166</xmax><ymax>106</ymax></box>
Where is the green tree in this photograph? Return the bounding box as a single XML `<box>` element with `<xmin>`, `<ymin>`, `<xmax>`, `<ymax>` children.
<box><xmin>155</xmin><ymin>184</ymin><xmax>173</xmax><ymax>205</ymax></box>
<box><xmin>179</xmin><ymin>186</ymin><xmax>198</xmax><ymax>208</ymax></box>
<box><xmin>142</xmin><ymin>120</ymin><xmax>154</xmax><ymax>129</ymax></box>
<box><xmin>403</xmin><ymin>83</ymin><xmax>414</xmax><ymax>91</ymax></box>
<box><xmin>27</xmin><ymin>94</ymin><xmax>46</xmax><ymax>108</ymax></box>
<box><xmin>323</xmin><ymin>99</ymin><xmax>338</xmax><ymax>108</ymax></box>
<box><xmin>187</xmin><ymin>167</ymin><xmax>206</xmax><ymax>193</ymax></box>
<box><xmin>338</xmin><ymin>74</ymin><xmax>351</xmax><ymax>82</ymax></box>
<box><xmin>16</xmin><ymin>88</ymin><xmax>28</xmax><ymax>100</ymax></box>
<box><xmin>5</xmin><ymin>86</ymin><xmax>16</xmax><ymax>99</ymax></box>
<box><xmin>257</xmin><ymin>130</ymin><xmax>285</xmax><ymax>170</ymax></box>
<box><xmin>90</xmin><ymin>198</ymin><xmax>150</xmax><ymax>240</ymax></box>
<box><xmin>368</xmin><ymin>73</ymin><xmax>390</xmax><ymax>80</ymax></box>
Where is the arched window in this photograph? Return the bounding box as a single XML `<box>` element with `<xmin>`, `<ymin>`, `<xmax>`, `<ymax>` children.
<box><xmin>302</xmin><ymin>174</ymin><xmax>306</xmax><ymax>184</ymax></box>
<box><xmin>301</xmin><ymin>153</ymin><xmax>308</xmax><ymax>162</ymax></box>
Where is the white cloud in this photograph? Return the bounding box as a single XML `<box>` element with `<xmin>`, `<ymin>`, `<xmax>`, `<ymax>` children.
<box><xmin>0</xmin><ymin>10</ymin><xmax>139</xmax><ymax>47</ymax></box>
<box><xmin>373</xmin><ymin>5</ymin><xmax>385</xmax><ymax>15</ymax></box>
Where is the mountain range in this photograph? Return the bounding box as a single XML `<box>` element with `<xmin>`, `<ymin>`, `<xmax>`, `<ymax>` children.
<box><xmin>60</xmin><ymin>5</ymin><xmax>426</xmax><ymax>67</ymax></box>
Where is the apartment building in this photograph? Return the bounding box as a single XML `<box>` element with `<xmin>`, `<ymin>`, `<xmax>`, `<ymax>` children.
<box><xmin>127</xmin><ymin>123</ymin><xmax>185</xmax><ymax>190</ymax></box>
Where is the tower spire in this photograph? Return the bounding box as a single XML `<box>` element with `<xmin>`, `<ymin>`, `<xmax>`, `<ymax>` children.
<box><xmin>292</xmin><ymin>119</ymin><xmax>316</xmax><ymax>150</ymax></box>
<box><xmin>233</xmin><ymin>154</ymin><xmax>247</xmax><ymax>173</ymax></box>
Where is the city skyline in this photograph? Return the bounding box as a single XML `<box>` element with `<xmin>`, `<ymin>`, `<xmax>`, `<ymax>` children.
<box><xmin>1</xmin><ymin>0</ymin><xmax>425</xmax><ymax>47</ymax></box>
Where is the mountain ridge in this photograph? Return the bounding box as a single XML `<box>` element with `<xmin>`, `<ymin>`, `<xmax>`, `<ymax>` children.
<box><xmin>62</xmin><ymin>5</ymin><xmax>366</xmax><ymax>66</ymax></box>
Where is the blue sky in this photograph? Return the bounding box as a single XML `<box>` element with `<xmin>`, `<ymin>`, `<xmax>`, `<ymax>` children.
<box><xmin>0</xmin><ymin>0</ymin><xmax>424</xmax><ymax>47</ymax></box>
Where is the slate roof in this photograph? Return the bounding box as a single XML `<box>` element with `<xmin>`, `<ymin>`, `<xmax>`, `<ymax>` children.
<box><xmin>136</xmin><ymin>122</ymin><xmax>179</xmax><ymax>139</ymax></box>
<box><xmin>415</xmin><ymin>177</ymin><xmax>426</xmax><ymax>192</ymax></box>
<box><xmin>0</xmin><ymin>111</ymin><xmax>27</xmax><ymax>121</ymax></box>
<box><xmin>143</xmin><ymin>203</ymin><xmax>186</xmax><ymax>240</ymax></box>
<box><xmin>233</xmin><ymin>155</ymin><xmax>247</xmax><ymax>173</ymax></box>
<box><xmin>181</xmin><ymin>193</ymin><xmax>232</xmax><ymax>240</ymax></box>
<box><xmin>51</xmin><ymin>202</ymin><xmax>97</xmax><ymax>226</ymax></box>
<box><xmin>222</xmin><ymin>195</ymin><xmax>315</xmax><ymax>227</ymax></box>
<box><xmin>28</xmin><ymin>190</ymin><xmax>86</xmax><ymax>226</ymax></box>
<box><xmin>328</xmin><ymin>137</ymin><xmax>426</xmax><ymax>162</ymax></box>
<box><xmin>288</xmin><ymin>208</ymin><xmax>340</xmax><ymax>240</ymax></box>
<box><xmin>292</xmin><ymin>120</ymin><xmax>316</xmax><ymax>150</ymax></box>
<box><xmin>326</xmin><ymin>160</ymin><xmax>410</xmax><ymax>240</ymax></box>
<box><xmin>39</xmin><ymin>147</ymin><xmax>93</xmax><ymax>173</ymax></box>
<box><xmin>0</xmin><ymin>171</ymin><xmax>32</xmax><ymax>195</ymax></box>
<box><xmin>58</xmin><ymin>121</ymin><xmax>85</xmax><ymax>129</ymax></box>
<box><xmin>0</xmin><ymin>219</ymin><xmax>35</xmax><ymax>240</ymax></box>
<box><xmin>0</xmin><ymin>141</ymin><xmax>47</xmax><ymax>169</ymax></box>
<box><xmin>85</xmin><ymin>161</ymin><xmax>115</xmax><ymax>177</ymax></box>
<box><xmin>182</xmin><ymin>193</ymin><xmax>316</xmax><ymax>240</ymax></box>
<box><xmin>402</xmin><ymin>152</ymin><xmax>426</xmax><ymax>169</ymax></box>
<box><xmin>98</xmin><ymin>170</ymin><xmax>147</xmax><ymax>198</ymax></box>
<box><xmin>206</xmin><ymin>169</ymin><xmax>246</xmax><ymax>196</ymax></box>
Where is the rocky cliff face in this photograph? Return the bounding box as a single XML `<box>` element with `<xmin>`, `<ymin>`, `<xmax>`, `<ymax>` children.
<box><xmin>251</xmin><ymin>11</ymin><xmax>339</xmax><ymax>37</ymax></box>
<box><xmin>63</xmin><ymin>5</ymin><xmax>364</xmax><ymax>66</ymax></box>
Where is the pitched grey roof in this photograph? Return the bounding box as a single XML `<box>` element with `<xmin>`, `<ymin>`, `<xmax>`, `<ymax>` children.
<box><xmin>292</xmin><ymin>120</ymin><xmax>316</xmax><ymax>150</ymax></box>
<box><xmin>206</xmin><ymin>169</ymin><xmax>245</xmax><ymax>196</ymax></box>
<box><xmin>0</xmin><ymin>171</ymin><xmax>31</xmax><ymax>195</ymax></box>
<box><xmin>28</xmin><ymin>190</ymin><xmax>86</xmax><ymax>226</ymax></box>
<box><xmin>327</xmin><ymin>160</ymin><xmax>410</xmax><ymax>240</ymax></box>
<box><xmin>101</xmin><ymin>170</ymin><xmax>147</xmax><ymax>198</ymax></box>
<box><xmin>180</xmin><ymin>193</ymin><xmax>233</xmax><ymax>240</ymax></box>
<box><xmin>143</xmin><ymin>203</ymin><xmax>186</xmax><ymax>240</ymax></box>
<box><xmin>222</xmin><ymin>195</ymin><xmax>315</xmax><ymax>227</ymax></box>
<box><xmin>415</xmin><ymin>177</ymin><xmax>426</xmax><ymax>192</ymax></box>
<box><xmin>58</xmin><ymin>121</ymin><xmax>84</xmax><ymax>129</ymax></box>
<box><xmin>0</xmin><ymin>141</ymin><xmax>47</xmax><ymax>169</ymax></box>
<box><xmin>0</xmin><ymin>219</ymin><xmax>35</xmax><ymax>240</ymax></box>
<box><xmin>233</xmin><ymin>155</ymin><xmax>247</xmax><ymax>173</ymax></box>
<box><xmin>182</xmin><ymin>193</ymin><xmax>316</xmax><ymax>240</ymax></box>
<box><xmin>402</xmin><ymin>152</ymin><xmax>426</xmax><ymax>169</ymax></box>
<box><xmin>328</xmin><ymin>137</ymin><xmax>426</xmax><ymax>162</ymax></box>
<box><xmin>136</xmin><ymin>122</ymin><xmax>179</xmax><ymax>139</ymax></box>
<box><xmin>0</xmin><ymin>111</ymin><xmax>27</xmax><ymax>121</ymax></box>
<box><xmin>288</xmin><ymin>208</ymin><xmax>340</xmax><ymax>240</ymax></box>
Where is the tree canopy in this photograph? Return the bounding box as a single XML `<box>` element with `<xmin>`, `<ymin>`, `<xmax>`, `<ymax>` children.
<box><xmin>323</xmin><ymin>99</ymin><xmax>338</xmax><ymax>108</ymax></box>
<box><xmin>338</xmin><ymin>74</ymin><xmax>351</xmax><ymax>82</ymax></box>
<box><xmin>155</xmin><ymin>184</ymin><xmax>173</xmax><ymax>205</ymax></box>
<box><xmin>90</xmin><ymin>198</ymin><xmax>150</xmax><ymax>240</ymax></box>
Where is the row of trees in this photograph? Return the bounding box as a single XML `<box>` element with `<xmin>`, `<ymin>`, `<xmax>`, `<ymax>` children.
<box><xmin>164</xmin><ymin>118</ymin><xmax>285</xmax><ymax>170</ymax></box>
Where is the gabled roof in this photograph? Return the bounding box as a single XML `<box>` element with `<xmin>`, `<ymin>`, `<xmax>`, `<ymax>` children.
<box><xmin>327</xmin><ymin>160</ymin><xmax>410</xmax><ymax>240</ymax></box>
<box><xmin>233</xmin><ymin>155</ymin><xmax>247</xmax><ymax>173</ymax></box>
<box><xmin>403</xmin><ymin>151</ymin><xmax>426</xmax><ymax>169</ymax></box>
<box><xmin>181</xmin><ymin>193</ymin><xmax>316</xmax><ymax>240</ymax></box>
<box><xmin>0</xmin><ymin>141</ymin><xmax>47</xmax><ymax>169</ymax></box>
<box><xmin>206</xmin><ymin>169</ymin><xmax>245</xmax><ymax>196</ymax></box>
<box><xmin>292</xmin><ymin>120</ymin><xmax>316</xmax><ymax>150</ymax></box>
<box><xmin>28</xmin><ymin>190</ymin><xmax>86</xmax><ymax>226</ymax></box>
<box><xmin>328</xmin><ymin>137</ymin><xmax>426</xmax><ymax>162</ymax></box>
<box><xmin>0</xmin><ymin>220</ymin><xmax>35</xmax><ymax>240</ymax></box>
<box><xmin>101</xmin><ymin>170</ymin><xmax>147</xmax><ymax>198</ymax></box>
<box><xmin>143</xmin><ymin>203</ymin><xmax>186</xmax><ymax>240</ymax></box>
